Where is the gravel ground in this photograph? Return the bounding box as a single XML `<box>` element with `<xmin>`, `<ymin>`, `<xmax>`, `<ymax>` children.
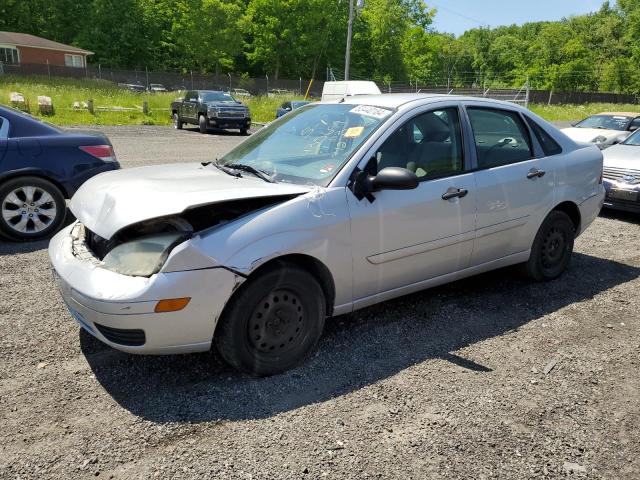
<box><xmin>1</xmin><ymin>126</ymin><xmax>639</xmax><ymax>479</ymax></box>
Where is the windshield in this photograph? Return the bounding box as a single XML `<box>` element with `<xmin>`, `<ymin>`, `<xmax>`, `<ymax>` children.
<box><xmin>575</xmin><ymin>115</ymin><xmax>631</xmax><ymax>131</ymax></box>
<box><xmin>218</xmin><ymin>103</ymin><xmax>393</xmax><ymax>186</ymax></box>
<box><xmin>622</xmin><ymin>129</ymin><xmax>640</xmax><ymax>146</ymax></box>
<box><xmin>201</xmin><ymin>91</ymin><xmax>236</xmax><ymax>102</ymax></box>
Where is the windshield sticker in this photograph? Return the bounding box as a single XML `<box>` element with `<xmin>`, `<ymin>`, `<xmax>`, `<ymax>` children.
<box><xmin>320</xmin><ymin>163</ymin><xmax>336</xmax><ymax>174</ymax></box>
<box><xmin>344</xmin><ymin>126</ymin><xmax>365</xmax><ymax>138</ymax></box>
<box><xmin>349</xmin><ymin>105</ymin><xmax>392</xmax><ymax>119</ymax></box>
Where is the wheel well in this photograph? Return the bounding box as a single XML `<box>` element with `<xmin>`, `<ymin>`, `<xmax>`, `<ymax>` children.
<box><xmin>553</xmin><ymin>201</ymin><xmax>581</xmax><ymax>234</ymax></box>
<box><xmin>0</xmin><ymin>172</ymin><xmax>69</xmax><ymax>198</ymax></box>
<box><xmin>248</xmin><ymin>254</ymin><xmax>336</xmax><ymax>317</ymax></box>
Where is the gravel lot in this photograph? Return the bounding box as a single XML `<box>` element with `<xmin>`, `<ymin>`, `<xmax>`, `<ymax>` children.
<box><xmin>1</xmin><ymin>126</ymin><xmax>639</xmax><ymax>479</ymax></box>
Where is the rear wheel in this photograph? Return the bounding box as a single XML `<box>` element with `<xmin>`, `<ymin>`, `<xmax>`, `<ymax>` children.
<box><xmin>173</xmin><ymin>112</ymin><xmax>182</xmax><ymax>130</ymax></box>
<box><xmin>240</xmin><ymin>127</ymin><xmax>249</xmax><ymax>136</ymax></box>
<box><xmin>215</xmin><ymin>264</ymin><xmax>326</xmax><ymax>376</ymax></box>
<box><xmin>198</xmin><ymin>114</ymin><xmax>208</xmax><ymax>134</ymax></box>
<box><xmin>523</xmin><ymin>210</ymin><xmax>575</xmax><ymax>281</ymax></box>
<box><xmin>0</xmin><ymin>176</ymin><xmax>66</xmax><ymax>241</ymax></box>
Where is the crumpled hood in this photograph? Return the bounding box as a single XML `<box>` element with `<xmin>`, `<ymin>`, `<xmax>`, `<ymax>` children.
<box><xmin>603</xmin><ymin>144</ymin><xmax>640</xmax><ymax>171</ymax></box>
<box><xmin>70</xmin><ymin>163</ymin><xmax>312</xmax><ymax>239</ymax></box>
<box><xmin>561</xmin><ymin>127</ymin><xmax>627</xmax><ymax>143</ymax></box>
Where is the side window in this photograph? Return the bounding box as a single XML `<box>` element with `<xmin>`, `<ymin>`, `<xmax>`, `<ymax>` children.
<box><xmin>467</xmin><ymin>108</ymin><xmax>533</xmax><ymax>169</ymax></box>
<box><xmin>0</xmin><ymin>117</ymin><xmax>8</xmax><ymax>139</ymax></box>
<box><xmin>375</xmin><ymin>108</ymin><xmax>463</xmax><ymax>180</ymax></box>
<box><xmin>525</xmin><ymin>117</ymin><xmax>562</xmax><ymax>156</ymax></box>
<box><xmin>630</xmin><ymin>117</ymin><xmax>640</xmax><ymax>131</ymax></box>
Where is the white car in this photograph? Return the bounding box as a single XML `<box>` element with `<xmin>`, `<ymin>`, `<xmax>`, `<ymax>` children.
<box><xmin>49</xmin><ymin>95</ymin><xmax>605</xmax><ymax>376</ymax></box>
<box><xmin>602</xmin><ymin>128</ymin><xmax>640</xmax><ymax>213</ymax></box>
<box><xmin>562</xmin><ymin>112</ymin><xmax>640</xmax><ymax>149</ymax></box>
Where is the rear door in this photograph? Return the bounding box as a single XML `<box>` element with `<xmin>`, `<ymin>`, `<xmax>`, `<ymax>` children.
<box><xmin>463</xmin><ymin>105</ymin><xmax>555</xmax><ymax>266</ymax></box>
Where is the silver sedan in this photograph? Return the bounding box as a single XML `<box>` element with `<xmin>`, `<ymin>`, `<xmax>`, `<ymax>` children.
<box><xmin>50</xmin><ymin>94</ymin><xmax>605</xmax><ymax>376</ymax></box>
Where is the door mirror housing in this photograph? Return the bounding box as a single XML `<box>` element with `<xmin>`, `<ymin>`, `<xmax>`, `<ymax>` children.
<box><xmin>371</xmin><ymin>167</ymin><xmax>419</xmax><ymax>192</ymax></box>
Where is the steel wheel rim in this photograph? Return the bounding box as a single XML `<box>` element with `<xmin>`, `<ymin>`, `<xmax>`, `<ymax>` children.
<box><xmin>1</xmin><ymin>186</ymin><xmax>57</xmax><ymax>234</ymax></box>
<box><xmin>248</xmin><ymin>290</ymin><xmax>305</xmax><ymax>354</ymax></box>
<box><xmin>541</xmin><ymin>226</ymin><xmax>566</xmax><ymax>269</ymax></box>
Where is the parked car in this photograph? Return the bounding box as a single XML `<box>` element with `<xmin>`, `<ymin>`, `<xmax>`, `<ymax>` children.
<box><xmin>276</xmin><ymin>100</ymin><xmax>311</xmax><ymax>118</ymax></box>
<box><xmin>148</xmin><ymin>83</ymin><xmax>168</xmax><ymax>93</ymax></box>
<box><xmin>267</xmin><ymin>89</ymin><xmax>294</xmax><ymax>98</ymax></box>
<box><xmin>232</xmin><ymin>88</ymin><xmax>252</xmax><ymax>98</ymax></box>
<box><xmin>0</xmin><ymin>105</ymin><xmax>119</xmax><ymax>241</ymax></box>
<box><xmin>561</xmin><ymin>112</ymin><xmax>640</xmax><ymax>149</ymax></box>
<box><xmin>601</xmin><ymin>128</ymin><xmax>640</xmax><ymax>213</ymax></box>
<box><xmin>171</xmin><ymin>90</ymin><xmax>251</xmax><ymax>134</ymax></box>
<box><xmin>50</xmin><ymin>95</ymin><xmax>604</xmax><ymax>376</ymax></box>
<box><xmin>119</xmin><ymin>81</ymin><xmax>145</xmax><ymax>93</ymax></box>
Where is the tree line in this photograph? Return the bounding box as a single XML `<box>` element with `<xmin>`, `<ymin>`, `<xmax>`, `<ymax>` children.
<box><xmin>1</xmin><ymin>0</ymin><xmax>640</xmax><ymax>93</ymax></box>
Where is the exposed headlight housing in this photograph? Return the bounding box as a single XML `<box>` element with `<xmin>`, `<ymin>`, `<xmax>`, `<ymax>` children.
<box><xmin>101</xmin><ymin>232</ymin><xmax>189</xmax><ymax>277</ymax></box>
<box><xmin>208</xmin><ymin>107</ymin><xmax>219</xmax><ymax>117</ymax></box>
<box><xmin>592</xmin><ymin>136</ymin><xmax>609</xmax><ymax>150</ymax></box>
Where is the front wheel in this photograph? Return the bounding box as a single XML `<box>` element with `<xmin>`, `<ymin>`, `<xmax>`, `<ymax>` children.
<box><xmin>215</xmin><ymin>264</ymin><xmax>326</xmax><ymax>376</ymax></box>
<box><xmin>523</xmin><ymin>210</ymin><xmax>575</xmax><ymax>281</ymax></box>
<box><xmin>198</xmin><ymin>114</ymin><xmax>208</xmax><ymax>134</ymax></box>
<box><xmin>0</xmin><ymin>176</ymin><xmax>66</xmax><ymax>241</ymax></box>
<box><xmin>173</xmin><ymin>112</ymin><xmax>183</xmax><ymax>130</ymax></box>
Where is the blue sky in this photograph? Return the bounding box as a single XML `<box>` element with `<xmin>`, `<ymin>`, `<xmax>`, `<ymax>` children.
<box><xmin>430</xmin><ymin>0</ymin><xmax>607</xmax><ymax>36</ymax></box>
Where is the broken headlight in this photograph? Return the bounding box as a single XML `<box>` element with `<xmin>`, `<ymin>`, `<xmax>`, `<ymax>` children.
<box><xmin>101</xmin><ymin>232</ymin><xmax>189</xmax><ymax>277</ymax></box>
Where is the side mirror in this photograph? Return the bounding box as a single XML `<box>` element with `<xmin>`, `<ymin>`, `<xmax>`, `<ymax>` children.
<box><xmin>571</xmin><ymin>122</ymin><xmax>578</xmax><ymax>127</ymax></box>
<box><xmin>629</xmin><ymin>126</ymin><xmax>639</xmax><ymax>132</ymax></box>
<box><xmin>370</xmin><ymin>167</ymin><xmax>419</xmax><ymax>192</ymax></box>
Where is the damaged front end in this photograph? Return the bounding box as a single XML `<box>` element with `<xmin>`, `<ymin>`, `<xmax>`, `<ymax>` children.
<box><xmin>75</xmin><ymin>195</ymin><xmax>300</xmax><ymax>277</ymax></box>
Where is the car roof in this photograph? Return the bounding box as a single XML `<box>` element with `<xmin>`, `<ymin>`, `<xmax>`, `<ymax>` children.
<box><xmin>596</xmin><ymin>112</ymin><xmax>639</xmax><ymax>117</ymax></box>
<box><xmin>332</xmin><ymin>93</ymin><xmax>524</xmax><ymax>110</ymax></box>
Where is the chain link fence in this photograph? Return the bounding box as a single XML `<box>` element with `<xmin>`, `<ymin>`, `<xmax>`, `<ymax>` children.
<box><xmin>1</xmin><ymin>62</ymin><xmax>638</xmax><ymax>105</ymax></box>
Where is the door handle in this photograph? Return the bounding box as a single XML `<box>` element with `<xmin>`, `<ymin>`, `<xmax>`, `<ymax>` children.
<box><xmin>527</xmin><ymin>168</ymin><xmax>546</xmax><ymax>179</ymax></box>
<box><xmin>442</xmin><ymin>187</ymin><xmax>468</xmax><ymax>200</ymax></box>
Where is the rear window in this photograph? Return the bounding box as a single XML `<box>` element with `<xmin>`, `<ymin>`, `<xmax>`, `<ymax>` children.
<box><xmin>525</xmin><ymin>117</ymin><xmax>562</xmax><ymax>156</ymax></box>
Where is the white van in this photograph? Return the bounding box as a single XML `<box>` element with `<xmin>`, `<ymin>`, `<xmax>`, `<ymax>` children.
<box><xmin>321</xmin><ymin>81</ymin><xmax>381</xmax><ymax>101</ymax></box>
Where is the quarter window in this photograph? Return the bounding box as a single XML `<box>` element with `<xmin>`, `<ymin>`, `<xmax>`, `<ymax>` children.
<box><xmin>525</xmin><ymin>117</ymin><xmax>562</xmax><ymax>156</ymax></box>
<box><xmin>467</xmin><ymin>108</ymin><xmax>533</xmax><ymax>169</ymax></box>
<box><xmin>375</xmin><ymin>108</ymin><xmax>463</xmax><ymax>180</ymax></box>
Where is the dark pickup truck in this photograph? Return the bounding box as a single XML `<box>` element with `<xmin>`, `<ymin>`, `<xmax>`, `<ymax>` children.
<box><xmin>171</xmin><ymin>90</ymin><xmax>251</xmax><ymax>134</ymax></box>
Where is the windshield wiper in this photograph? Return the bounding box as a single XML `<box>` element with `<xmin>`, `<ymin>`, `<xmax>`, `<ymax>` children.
<box><xmin>225</xmin><ymin>163</ymin><xmax>276</xmax><ymax>183</ymax></box>
<box><xmin>211</xmin><ymin>160</ymin><xmax>242</xmax><ymax>178</ymax></box>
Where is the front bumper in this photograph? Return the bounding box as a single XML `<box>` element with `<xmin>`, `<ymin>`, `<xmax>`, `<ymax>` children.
<box><xmin>49</xmin><ymin>224</ymin><xmax>243</xmax><ymax>354</ymax></box>
<box><xmin>603</xmin><ymin>181</ymin><xmax>640</xmax><ymax>213</ymax></box>
<box><xmin>207</xmin><ymin>114</ymin><xmax>251</xmax><ymax>129</ymax></box>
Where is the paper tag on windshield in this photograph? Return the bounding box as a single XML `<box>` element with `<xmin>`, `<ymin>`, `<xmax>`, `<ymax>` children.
<box><xmin>344</xmin><ymin>126</ymin><xmax>365</xmax><ymax>138</ymax></box>
<box><xmin>350</xmin><ymin>105</ymin><xmax>391</xmax><ymax>119</ymax></box>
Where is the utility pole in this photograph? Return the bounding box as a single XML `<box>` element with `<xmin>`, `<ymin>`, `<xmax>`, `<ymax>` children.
<box><xmin>344</xmin><ymin>0</ymin><xmax>354</xmax><ymax>81</ymax></box>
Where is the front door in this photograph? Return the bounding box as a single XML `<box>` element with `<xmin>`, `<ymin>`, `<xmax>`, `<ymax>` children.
<box><xmin>347</xmin><ymin>106</ymin><xmax>476</xmax><ymax>303</ymax></box>
<box><xmin>464</xmin><ymin>106</ymin><xmax>555</xmax><ymax>265</ymax></box>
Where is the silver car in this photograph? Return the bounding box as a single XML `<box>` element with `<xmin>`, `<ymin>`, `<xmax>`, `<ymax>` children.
<box><xmin>602</xmin><ymin>128</ymin><xmax>640</xmax><ymax>213</ymax></box>
<box><xmin>49</xmin><ymin>95</ymin><xmax>605</xmax><ymax>376</ymax></box>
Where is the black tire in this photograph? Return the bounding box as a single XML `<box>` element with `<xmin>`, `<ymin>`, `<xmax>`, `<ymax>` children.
<box><xmin>215</xmin><ymin>264</ymin><xmax>326</xmax><ymax>376</ymax></box>
<box><xmin>198</xmin><ymin>114</ymin><xmax>208</xmax><ymax>134</ymax></box>
<box><xmin>0</xmin><ymin>176</ymin><xmax>66</xmax><ymax>242</ymax></box>
<box><xmin>240</xmin><ymin>127</ymin><xmax>249</xmax><ymax>136</ymax></box>
<box><xmin>523</xmin><ymin>210</ymin><xmax>575</xmax><ymax>281</ymax></box>
<box><xmin>173</xmin><ymin>112</ymin><xmax>183</xmax><ymax>130</ymax></box>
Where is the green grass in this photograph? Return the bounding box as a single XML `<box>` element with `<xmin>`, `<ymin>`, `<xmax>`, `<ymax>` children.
<box><xmin>529</xmin><ymin>103</ymin><xmax>639</xmax><ymax>122</ymax></box>
<box><xmin>2</xmin><ymin>75</ymin><xmax>638</xmax><ymax>126</ymax></box>
<box><xmin>0</xmin><ymin>75</ymin><xmax>303</xmax><ymax>125</ymax></box>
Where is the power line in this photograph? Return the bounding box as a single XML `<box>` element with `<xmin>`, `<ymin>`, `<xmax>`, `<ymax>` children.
<box><xmin>428</xmin><ymin>1</ymin><xmax>490</xmax><ymax>28</ymax></box>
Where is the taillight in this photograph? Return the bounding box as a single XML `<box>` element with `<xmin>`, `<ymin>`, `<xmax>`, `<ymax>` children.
<box><xmin>79</xmin><ymin>145</ymin><xmax>116</xmax><ymax>162</ymax></box>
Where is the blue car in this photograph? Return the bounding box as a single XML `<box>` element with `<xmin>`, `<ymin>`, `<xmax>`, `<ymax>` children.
<box><xmin>0</xmin><ymin>106</ymin><xmax>120</xmax><ymax>241</ymax></box>
<box><xmin>275</xmin><ymin>100</ymin><xmax>312</xmax><ymax>118</ymax></box>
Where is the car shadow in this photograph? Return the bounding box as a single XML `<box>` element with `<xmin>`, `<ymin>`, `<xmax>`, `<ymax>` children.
<box><xmin>81</xmin><ymin>252</ymin><xmax>640</xmax><ymax>423</ymax></box>
<box><xmin>182</xmin><ymin>127</ymin><xmax>251</xmax><ymax>136</ymax></box>
<box><xmin>600</xmin><ymin>208</ymin><xmax>640</xmax><ymax>225</ymax></box>
<box><xmin>0</xmin><ymin>238</ymin><xmax>49</xmax><ymax>256</ymax></box>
